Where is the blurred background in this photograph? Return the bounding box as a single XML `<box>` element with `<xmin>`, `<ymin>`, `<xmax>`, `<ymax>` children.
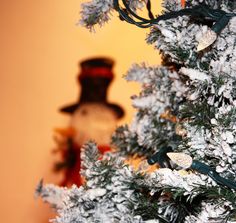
<box><xmin>0</xmin><ymin>0</ymin><xmax>161</xmax><ymax>222</ymax></box>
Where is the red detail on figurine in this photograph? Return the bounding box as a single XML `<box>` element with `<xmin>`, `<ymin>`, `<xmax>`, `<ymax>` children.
<box><xmin>79</xmin><ymin>67</ymin><xmax>114</xmax><ymax>80</ymax></box>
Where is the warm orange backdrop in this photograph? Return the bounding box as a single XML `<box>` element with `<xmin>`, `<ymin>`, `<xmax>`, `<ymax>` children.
<box><xmin>0</xmin><ymin>0</ymin><xmax>162</xmax><ymax>223</ymax></box>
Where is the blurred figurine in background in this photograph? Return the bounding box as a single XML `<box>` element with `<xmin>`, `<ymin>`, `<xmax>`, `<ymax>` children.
<box><xmin>54</xmin><ymin>57</ymin><xmax>124</xmax><ymax>186</ymax></box>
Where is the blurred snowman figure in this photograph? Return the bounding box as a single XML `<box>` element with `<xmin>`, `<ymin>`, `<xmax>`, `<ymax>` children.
<box><xmin>54</xmin><ymin>57</ymin><xmax>124</xmax><ymax>186</ymax></box>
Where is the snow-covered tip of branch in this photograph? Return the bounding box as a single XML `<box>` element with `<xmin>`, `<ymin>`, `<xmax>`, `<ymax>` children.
<box><xmin>79</xmin><ymin>0</ymin><xmax>114</xmax><ymax>30</ymax></box>
<box><xmin>79</xmin><ymin>0</ymin><xmax>146</xmax><ymax>30</ymax></box>
<box><xmin>180</xmin><ymin>67</ymin><xmax>210</xmax><ymax>81</ymax></box>
<box><xmin>81</xmin><ymin>140</ymin><xmax>100</xmax><ymax>164</ymax></box>
<box><xmin>35</xmin><ymin>179</ymin><xmax>66</xmax><ymax>209</ymax></box>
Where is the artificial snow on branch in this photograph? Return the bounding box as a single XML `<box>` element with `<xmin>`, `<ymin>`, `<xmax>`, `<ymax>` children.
<box><xmin>38</xmin><ymin>0</ymin><xmax>236</xmax><ymax>222</ymax></box>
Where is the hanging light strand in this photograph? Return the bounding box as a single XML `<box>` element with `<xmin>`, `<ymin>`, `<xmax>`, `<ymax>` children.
<box><xmin>167</xmin><ymin>152</ymin><xmax>236</xmax><ymax>190</ymax></box>
<box><xmin>113</xmin><ymin>0</ymin><xmax>236</xmax><ymax>30</ymax></box>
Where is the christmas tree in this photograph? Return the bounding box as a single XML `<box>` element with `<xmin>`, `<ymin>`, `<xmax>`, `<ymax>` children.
<box><xmin>36</xmin><ymin>0</ymin><xmax>236</xmax><ymax>222</ymax></box>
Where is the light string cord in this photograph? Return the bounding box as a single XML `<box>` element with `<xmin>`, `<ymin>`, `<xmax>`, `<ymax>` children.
<box><xmin>113</xmin><ymin>0</ymin><xmax>236</xmax><ymax>32</ymax></box>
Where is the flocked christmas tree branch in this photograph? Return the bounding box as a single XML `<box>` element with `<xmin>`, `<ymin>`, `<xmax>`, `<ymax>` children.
<box><xmin>38</xmin><ymin>0</ymin><xmax>236</xmax><ymax>222</ymax></box>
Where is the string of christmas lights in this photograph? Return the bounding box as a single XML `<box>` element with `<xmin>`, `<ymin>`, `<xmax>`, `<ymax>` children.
<box><xmin>113</xmin><ymin>0</ymin><xmax>236</xmax><ymax>50</ymax></box>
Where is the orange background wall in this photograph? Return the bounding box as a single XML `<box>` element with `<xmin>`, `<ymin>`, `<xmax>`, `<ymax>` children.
<box><xmin>0</xmin><ymin>0</ymin><xmax>161</xmax><ymax>223</ymax></box>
